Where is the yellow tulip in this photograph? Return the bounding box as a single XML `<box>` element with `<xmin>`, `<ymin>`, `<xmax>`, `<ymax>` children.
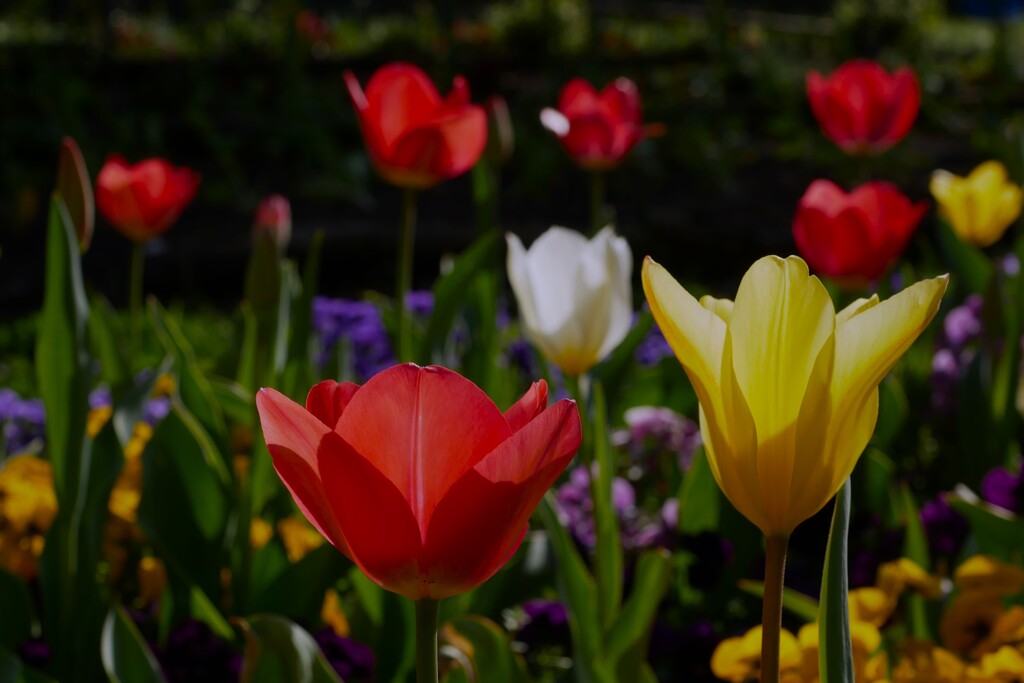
<box><xmin>642</xmin><ymin>255</ymin><xmax>947</xmax><ymax>536</ymax></box>
<box><xmin>930</xmin><ymin>160</ymin><xmax>1023</xmax><ymax>247</ymax></box>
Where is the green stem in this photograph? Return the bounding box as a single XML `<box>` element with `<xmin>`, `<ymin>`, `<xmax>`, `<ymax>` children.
<box><xmin>397</xmin><ymin>188</ymin><xmax>417</xmax><ymax>363</ymax></box>
<box><xmin>590</xmin><ymin>171</ymin><xmax>606</xmax><ymax>235</ymax></box>
<box><xmin>761</xmin><ymin>535</ymin><xmax>789</xmax><ymax>683</ymax></box>
<box><xmin>129</xmin><ymin>241</ymin><xmax>145</xmax><ymax>368</ymax></box>
<box><xmin>415</xmin><ymin>598</ymin><xmax>440</xmax><ymax>683</ymax></box>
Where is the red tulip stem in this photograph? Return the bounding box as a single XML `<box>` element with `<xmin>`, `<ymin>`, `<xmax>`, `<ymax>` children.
<box><xmin>590</xmin><ymin>171</ymin><xmax>606</xmax><ymax>235</ymax></box>
<box><xmin>397</xmin><ymin>188</ymin><xmax>417</xmax><ymax>363</ymax></box>
<box><xmin>129</xmin><ymin>242</ymin><xmax>145</xmax><ymax>367</ymax></box>
<box><xmin>760</xmin><ymin>534</ymin><xmax>789</xmax><ymax>683</ymax></box>
<box><xmin>414</xmin><ymin>598</ymin><xmax>440</xmax><ymax>683</ymax></box>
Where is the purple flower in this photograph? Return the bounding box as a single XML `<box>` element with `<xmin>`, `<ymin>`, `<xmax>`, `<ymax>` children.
<box><xmin>920</xmin><ymin>495</ymin><xmax>969</xmax><ymax>556</ymax></box>
<box><xmin>635</xmin><ymin>325</ymin><xmax>673</xmax><ymax>366</ymax></box>
<box><xmin>0</xmin><ymin>389</ymin><xmax>45</xmax><ymax>455</ymax></box>
<box><xmin>404</xmin><ymin>290</ymin><xmax>434</xmax><ymax>318</ymax></box>
<box><xmin>312</xmin><ymin>296</ymin><xmax>396</xmax><ymax>382</ymax></box>
<box><xmin>158</xmin><ymin>619</ymin><xmax>242</xmax><ymax>683</ymax></box>
<box><xmin>616</xmin><ymin>406</ymin><xmax>702</xmax><ymax>471</ymax></box>
<box><xmin>942</xmin><ymin>295</ymin><xmax>983</xmax><ymax>350</ymax></box>
<box><xmin>514</xmin><ymin>600</ymin><xmax>571</xmax><ymax>651</ymax></box>
<box><xmin>982</xmin><ymin>464</ymin><xmax>1024</xmax><ymax>514</ymax></box>
<box><xmin>313</xmin><ymin>628</ymin><xmax>374</xmax><ymax>682</ymax></box>
<box><xmin>930</xmin><ymin>295</ymin><xmax>984</xmax><ymax>414</ymax></box>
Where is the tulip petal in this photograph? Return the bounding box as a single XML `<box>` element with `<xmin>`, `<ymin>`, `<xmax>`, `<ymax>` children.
<box><xmin>388</xmin><ymin>106</ymin><xmax>487</xmax><ymax>182</ymax></box>
<box><xmin>336</xmin><ymin>364</ymin><xmax>512</xmax><ymax>537</ymax></box>
<box><xmin>362</xmin><ymin>63</ymin><xmax>442</xmax><ymax>150</ymax></box>
<box><xmin>318</xmin><ymin>434</ymin><xmax>424</xmax><ymax>599</ymax></box>
<box><xmin>420</xmin><ymin>399</ymin><xmax>580</xmax><ymax>598</ymax></box>
<box><xmin>503</xmin><ymin>380</ymin><xmax>549</xmax><ymax>433</ymax></box>
<box><xmin>699</xmin><ymin>295</ymin><xmax>734</xmax><ymax>322</ymax></box>
<box><xmin>558</xmin><ymin>78</ymin><xmax>600</xmax><ymax>117</ymax></box>
<box><xmin>305</xmin><ymin>380</ymin><xmax>360</xmax><ymax>429</ymax></box>
<box><xmin>256</xmin><ymin>388</ymin><xmax>349</xmax><ymax>554</ymax></box>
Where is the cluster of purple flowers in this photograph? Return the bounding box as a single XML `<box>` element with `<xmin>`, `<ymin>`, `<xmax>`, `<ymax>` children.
<box><xmin>312</xmin><ymin>291</ymin><xmax>433</xmax><ymax>382</ymax></box>
<box><xmin>0</xmin><ymin>389</ymin><xmax>45</xmax><ymax>456</ymax></box>
<box><xmin>981</xmin><ymin>462</ymin><xmax>1024</xmax><ymax>514</ymax></box>
<box><xmin>614</xmin><ymin>405</ymin><xmax>702</xmax><ymax>473</ymax></box>
<box><xmin>930</xmin><ymin>294</ymin><xmax>984</xmax><ymax>415</ymax></box>
<box><xmin>635</xmin><ymin>319</ymin><xmax>674</xmax><ymax>367</ymax></box>
<box><xmin>89</xmin><ymin>377</ymin><xmax>171</xmax><ymax>426</ymax></box>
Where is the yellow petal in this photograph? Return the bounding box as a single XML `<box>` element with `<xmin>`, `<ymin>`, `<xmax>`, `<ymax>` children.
<box><xmin>931</xmin><ymin>170</ymin><xmax>972</xmax><ymax>240</ymax></box>
<box><xmin>699</xmin><ymin>294</ymin><xmax>734</xmax><ymax>322</ymax></box>
<box><xmin>727</xmin><ymin>256</ymin><xmax>835</xmax><ymax>533</ymax></box>
<box><xmin>837</xmin><ymin>295</ymin><xmax>879</xmax><ymax>324</ymax></box>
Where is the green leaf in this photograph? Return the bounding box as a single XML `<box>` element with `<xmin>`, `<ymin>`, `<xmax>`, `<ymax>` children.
<box><xmin>209</xmin><ymin>377</ymin><xmax>255</xmax><ymax>427</ymax></box>
<box><xmin>605</xmin><ymin>549</ymin><xmax>671</xmax><ymax>678</ymax></box>
<box><xmin>0</xmin><ymin>648</ymin><xmax>57</xmax><ymax>683</ymax></box>
<box><xmin>100</xmin><ymin>604</ymin><xmax>167</xmax><ymax>683</ymax></box>
<box><xmin>899</xmin><ymin>485</ymin><xmax>931</xmax><ymax>640</ymax></box>
<box><xmin>189</xmin><ymin>585</ymin><xmax>236</xmax><ymax>642</ymax></box>
<box><xmin>139</xmin><ymin>402</ymin><xmax>230</xmax><ymax>599</ymax></box>
<box><xmin>87</xmin><ymin>293</ymin><xmax>130</xmax><ymax>389</ymax></box>
<box><xmin>0</xmin><ymin>569</ymin><xmax>32</xmax><ymax>650</ymax></box>
<box><xmin>819</xmin><ymin>479</ymin><xmax>854</xmax><ymax>683</ymax></box>
<box><xmin>872</xmin><ymin>377</ymin><xmax>907</xmax><ymax>451</ymax></box>
<box><xmin>447</xmin><ymin>616</ymin><xmax>530</xmax><ymax>683</ymax></box>
<box><xmin>677</xmin><ymin>447</ymin><xmax>720</xmax><ymax>534</ymax></box>
<box><xmin>420</xmin><ymin>232</ymin><xmax>501</xmax><ymax>364</ymax></box>
<box><xmin>935</xmin><ymin>218</ymin><xmax>993</xmax><ymax>294</ymax></box>
<box><xmin>253</xmin><ymin>544</ymin><xmax>350</xmax><ymax>623</ymax></box>
<box><xmin>949</xmin><ymin>493</ymin><xmax>1024</xmax><ymax>557</ymax></box>
<box><xmin>238</xmin><ymin>614</ymin><xmax>341</xmax><ymax>683</ymax></box>
<box><xmin>590</xmin><ymin>381</ymin><xmax>623</xmax><ymax>630</ymax></box>
<box><xmin>281</xmin><ymin>229</ymin><xmax>324</xmax><ymax>400</ymax></box>
<box><xmin>737</xmin><ymin>581</ymin><xmax>819</xmax><ymax>623</ymax></box>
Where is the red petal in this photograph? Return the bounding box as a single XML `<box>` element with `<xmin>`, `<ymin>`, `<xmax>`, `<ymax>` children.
<box><xmin>305</xmin><ymin>380</ymin><xmax>360</xmax><ymax>429</ymax></box>
<box><xmin>255</xmin><ymin>388</ymin><xmax>349</xmax><ymax>555</ymax></box>
<box><xmin>558</xmin><ymin>112</ymin><xmax>616</xmax><ymax>167</ymax></box>
<box><xmin>600</xmin><ymin>78</ymin><xmax>642</xmax><ymax>126</ymax></box>
<box><xmin>318</xmin><ymin>435</ymin><xmax>424</xmax><ymax>598</ymax></box>
<box><xmin>386</xmin><ymin>106</ymin><xmax>487</xmax><ymax>184</ymax></box>
<box><xmin>95</xmin><ymin>156</ymin><xmax>198</xmax><ymax>242</ymax></box>
<box><xmin>873</xmin><ymin>67</ymin><xmax>919</xmax><ymax>149</ymax></box>
<box><xmin>363</xmin><ymin>63</ymin><xmax>442</xmax><ymax>151</ymax></box>
<box><xmin>503</xmin><ymin>380</ymin><xmax>548</xmax><ymax>433</ymax></box>
<box><xmin>419</xmin><ymin>399</ymin><xmax>581</xmax><ymax>598</ymax></box>
<box><xmin>336</xmin><ymin>364</ymin><xmax>512</xmax><ymax>537</ymax></box>
<box><xmin>558</xmin><ymin>78</ymin><xmax>599</xmax><ymax>117</ymax></box>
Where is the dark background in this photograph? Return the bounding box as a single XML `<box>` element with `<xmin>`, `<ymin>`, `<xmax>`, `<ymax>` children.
<box><xmin>2</xmin><ymin>0</ymin><xmax>1023</xmax><ymax>315</ymax></box>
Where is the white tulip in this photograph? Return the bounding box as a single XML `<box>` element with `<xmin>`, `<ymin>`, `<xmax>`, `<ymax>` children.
<box><xmin>506</xmin><ymin>226</ymin><xmax>633</xmax><ymax>376</ymax></box>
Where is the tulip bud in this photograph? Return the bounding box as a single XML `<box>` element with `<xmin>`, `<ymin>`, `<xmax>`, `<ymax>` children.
<box><xmin>484</xmin><ymin>95</ymin><xmax>514</xmax><ymax>166</ymax></box>
<box><xmin>252</xmin><ymin>194</ymin><xmax>292</xmax><ymax>251</ymax></box>
<box><xmin>56</xmin><ymin>137</ymin><xmax>94</xmax><ymax>252</ymax></box>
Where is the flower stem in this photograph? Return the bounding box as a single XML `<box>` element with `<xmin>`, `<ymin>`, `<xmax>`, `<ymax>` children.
<box><xmin>415</xmin><ymin>598</ymin><xmax>440</xmax><ymax>683</ymax></box>
<box><xmin>590</xmin><ymin>171</ymin><xmax>606</xmax><ymax>235</ymax></box>
<box><xmin>397</xmin><ymin>188</ymin><xmax>417</xmax><ymax>363</ymax></box>
<box><xmin>761</xmin><ymin>535</ymin><xmax>790</xmax><ymax>683</ymax></box>
<box><xmin>129</xmin><ymin>241</ymin><xmax>145</xmax><ymax>369</ymax></box>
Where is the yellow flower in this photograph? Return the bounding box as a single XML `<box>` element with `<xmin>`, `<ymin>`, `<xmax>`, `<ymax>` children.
<box><xmin>0</xmin><ymin>455</ymin><xmax>58</xmax><ymax>535</ymax></box>
<box><xmin>277</xmin><ymin>515</ymin><xmax>325</xmax><ymax>563</ymax></box>
<box><xmin>710</xmin><ymin>625</ymin><xmax>802</xmax><ymax>682</ymax></box>
<box><xmin>798</xmin><ymin>619</ymin><xmax>882</xmax><ymax>683</ymax></box>
<box><xmin>974</xmin><ymin>606</ymin><xmax>1024</xmax><ymax>658</ymax></box>
<box><xmin>123</xmin><ymin>422</ymin><xmax>154</xmax><ymax>461</ymax></box>
<box><xmin>137</xmin><ymin>556</ymin><xmax>167</xmax><ymax>606</ymax></box>
<box><xmin>956</xmin><ymin>556</ymin><xmax>1024</xmax><ymax>597</ymax></box>
<box><xmin>152</xmin><ymin>373</ymin><xmax>176</xmax><ymax>398</ymax></box>
<box><xmin>250</xmin><ymin>517</ymin><xmax>273</xmax><ymax>550</ymax></box>
<box><xmin>940</xmin><ymin>592</ymin><xmax>1005</xmax><ymax>656</ymax></box>
<box><xmin>931</xmin><ymin>161</ymin><xmax>1023</xmax><ymax>247</ymax></box>
<box><xmin>849</xmin><ymin>587</ymin><xmax>897</xmax><ymax>627</ymax></box>
<box><xmin>642</xmin><ymin>255</ymin><xmax>947</xmax><ymax>535</ymax></box>
<box><xmin>321</xmin><ymin>588</ymin><xmax>350</xmax><ymax>637</ymax></box>
<box><xmin>964</xmin><ymin>646</ymin><xmax>1024</xmax><ymax>683</ymax></box>
<box><xmin>87</xmin><ymin>406</ymin><xmax>113</xmax><ymax>438</ymax></box>
<box><xmin>890</xmin><ymin>639</ymin><xmax>965</xmax><ymax>682</ymax></box>
<box><xmin>877</xmin><ymin>558</ymin><xmax>943</xmax><ymax>600</ymax></box>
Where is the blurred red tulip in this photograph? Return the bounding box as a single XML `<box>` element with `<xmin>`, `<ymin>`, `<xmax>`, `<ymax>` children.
<box><xmin>95</xmin><ymin>155</ymin><xmax>200</xmax><ymax>243</ymax></box>
<box><xmin>256</xmin><ymin>364</ymin><xmax>581</xmax><ymax>600</ymax></box>
<box><xmin>253</xmin><ymin>194</ymin><xmax>291</xmax><ymax>249</ymax></box>
<box><xmin>541</xmin><ymin>77</ymin><xmax>665</xmax><ymax>170</ymax></box>
<box><xmin>806</xmin><ymin>60</ymin><xmax>920</xmax><ymax>155</ymax></box>
<box><xmin>793</xmin><ymin>179</ymin><xmax>928</xmax><ymax>284</ymax></box>
<box><xmin>344</xmin><ymin>63</ymin><xmax>487</xmax><ymax>190</ymax></box>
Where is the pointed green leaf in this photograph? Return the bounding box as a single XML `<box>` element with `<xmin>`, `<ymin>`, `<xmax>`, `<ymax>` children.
<box><xmin>819</xmin><ymin>479</ymin><xmax>854</xmax><ymax>683</ymax></box>
<box><xmin>101</xmin><ymin>604</ymin><xmax>167</xmax><ymax>683</ymax></box>
<box><xmin>238</xmin><ymin>614</ymin><xmax>341</xmax><ymax>683</ymax></box>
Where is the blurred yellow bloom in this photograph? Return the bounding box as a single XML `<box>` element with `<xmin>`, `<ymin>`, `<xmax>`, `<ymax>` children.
<box><xmin>710</xmin><ymin>625</ymin><xmax>802</xmax><ymax>682</ymax></box>
<box><xmin>277</xmin><ymin>515</ymin><xmax>325</xmax><ymax>562</ymax></box>
<box><xmin>974</xmin><ymin>606</ymin><xmax>1024</xmax><ymax>658</ymax></box>
<box><xmin>964</xmin><ymin>646</ymin><xmax>1024</xmax><ymax>682</ymax></box>
<box><xmin>877</xmin><ymin>558</ymin><xmax>943</xmax><ymax>600</ymax></box>
<box><xmin>940</xmin><ymin>592</ymin><xmax>1005</xmax><ymax>656</ymax></box>
<box><xmin>250</xmin><ymin>517</ymin><xmax>273</xmax><ymax>550</ymax></box>
<box><xmin>956</xmin><ymin>555</ymin><xmax>1024</xmax><ymax>597</ymax></box>
<box><xmin>643</xmin><ymin>255</ymin><xmax>947</xmax><ymax>535</ymax></box>
<box><xmin>321</xmin><ymin>588</ymin><xmax>350</xmax><ymax>637</ymax></box>
<box><xmin>798</xmin><ymin>619</ymin><xmax>882</xmax><ymax>683</ymax></box>
<box><xmin>931</xmin><ymin>161</ymin><xmax>1023</xmax><ymax>247</ymax></box>
<box><xmin>137</xmin><ymin>556</ymin><xmax>167</xmax><ymax>606</ymax></box>
<box><xmin>124</xmin><ymin>422</ymin><xmax>153</xmax><ymax>461</ymax></box>
<box><xmin>0</xmin><ymin>455</ymin><xmax>57</xmax><ymax>580</ymax></box>
<box><xmin>152</xmin><ymin>373</ymin><xmax>176</xmax><ymax>398</ymax></box>
<box><xmin>87</xmin><ymin>406</ymin><xmax>113</xmax><ymax>438</ymax></box>
<box><xmin>849</xmin><ymin>587</ymin><xmax>897</xmax><ymax>627</ymax></box>
<box><xmin>890</xmin><ymin>640</ymin><xmax>964</xmax><ymax>682</ymax></box>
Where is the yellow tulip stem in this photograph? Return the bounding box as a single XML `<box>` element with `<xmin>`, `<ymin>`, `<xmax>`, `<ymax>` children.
<box><xmin>761</xmin><ymin>534</ymin><xmax>790</xmax><ymax>683</ymax></box>
<box><xmin>397</xmin><ymin>188</ymin><xmax>417</xmax><ymax>363</ymax></box>
<box><xmin>129</xmin><ymin>241</ymin><xmax>145</xmax><ymax>369</ymax></box>
<box><xmin>414</xmin><ymin>597</ymin><xmax>440</xmax><ymax>683</ymax></box>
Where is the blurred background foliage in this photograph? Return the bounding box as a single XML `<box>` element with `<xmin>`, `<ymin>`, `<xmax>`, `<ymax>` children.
<box><xmin>3</xmin><ymin>0</ymin><xmax>1024</xmax><ymax>313</ymax></box>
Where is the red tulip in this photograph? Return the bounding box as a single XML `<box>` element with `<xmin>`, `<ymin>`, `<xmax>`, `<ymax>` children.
<box><xmin>793</xmin><ymin>179</ymin><xmax>928</xmax><ymax>284</ymax></box>
<box><xmin>95</xmin><ymin>155</ymin><xmax>200</xmax><ymax>243</ymax></box>
<box><xmin>541</xmin><ymin>77</ymin><xmax>665</xmax><ymax>170</ymax></box>
<box><xmin>344</xmin><ymin>63</ymin><xmax>487</xmax><ymax>190</ymax></box>
<box><xmin>806</xmin><ymin>60</ymin><xmax>920</xmax><ymax>155</ymax></box>
<box><xmin>256</xmin><ymin>364</ymin><xmax>581</xmax><ymax>600</ymax></box>
<box><xmin>253</xmin><ymin>194</ymin><xmax>291</xmax><ymax>249</ymax></box>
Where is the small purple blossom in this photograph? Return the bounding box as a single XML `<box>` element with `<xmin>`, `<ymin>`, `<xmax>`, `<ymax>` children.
<box><xmin>313</xmin><ymin>296</ymin><xmax>396</xmax><ymax>382</ymax></box>
<box><xmin>0</xmin><ymin>389</ymin><xmax>45</xmax><ymax>456</ymax></box>
<box><xmin>314</xmin><ymin>628</ymin><xmax>374</xmax><ymax>682</ymax></box>
<box><xmin>981</xmin><ymin>463</ymin><xmax>1024</xmax><ymax>514</ymax></box>
<box><xmin>635</xmin><ymin>325</ymin><xmax>673</xmax><ymax>367</ymax></box>
<box><xmin>514</xmin><ymin>600</ymin><xmax>571</xmax><ymax>651</ymax></box>
<box><xmin>920</xmin><ymin>495</ymin><xmax>969</xmax><ymax>556</ymax></box>
<box><xmin>930</xmin><ymin>295</ymin><xmax>984</xmax><ymax>414</ymax></box>
<box><xmin>615</xmin><ymin>406</ymin><xmax>702</xmax><ymax>471</ymax></box>
<box><xmin>404</xmin><ymin>290</ymin><xmax>434</xmax><ymax>318</ymax></box>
